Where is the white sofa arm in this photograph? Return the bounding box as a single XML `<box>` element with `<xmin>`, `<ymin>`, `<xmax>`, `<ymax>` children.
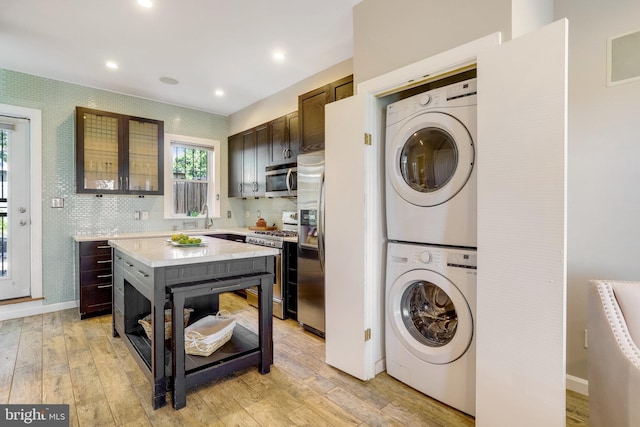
<box><xmin>588</xmin><ymin>280</ymin><xmax>640</xmax><ymax>427</ymax></box>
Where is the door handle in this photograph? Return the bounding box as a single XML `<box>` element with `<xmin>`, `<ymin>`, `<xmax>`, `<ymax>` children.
<box><xmin>19</xmin><ymin>220</ymin><xmax>27</xmax><ymax>226</ymax></box>
<box><xmin>18</xmin><ymin>207</ymin><xmax>27</xmax><ymax>213</ymax></box>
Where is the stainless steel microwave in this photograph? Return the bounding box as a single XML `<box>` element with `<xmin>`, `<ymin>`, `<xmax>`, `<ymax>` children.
<box><xmin>265</xmin><ymin>163</ymin><xmax>297</xmax><ymax>197</ymax></box>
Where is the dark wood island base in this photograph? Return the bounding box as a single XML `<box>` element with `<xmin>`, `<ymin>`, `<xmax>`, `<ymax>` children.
<box><xmin>109</xmin><ymin>236</ymin><xmax>277</xmax><ymax>410</ymax></box>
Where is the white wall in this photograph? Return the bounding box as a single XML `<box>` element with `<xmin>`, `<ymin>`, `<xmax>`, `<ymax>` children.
<box><xmin>555</xmin><ymin>0</ymin><xmax>640</xmax><ymax>380</ymax></box>
<box><xmin>229</xmin><ymin>59</ymin><xmax>353</xmax><ymax>135</ymax></box>
<box><xmin>352</xmin><ymin>0</ymin><xmax>513</xmax><ymax>85</ymax></box>
<box><xmin>512</xmin><ymin>0</ymin><xmax>554</xmax><ymax>38</ymax></box>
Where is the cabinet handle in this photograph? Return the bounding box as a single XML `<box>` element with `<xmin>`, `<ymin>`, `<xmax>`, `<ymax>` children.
<box><xmin>116</xmin><ymin>255</ymin><xmax>122</xmax><ymax>260</ymax></box>
<box><xmin>97</xmin><ymin>245</ymin><xmax>111</xmax><ymax>249</ymax></box>
<box><xmin>96</xmin><ymin>274</ymin><xmax>113</xmax><ymax>279</ymax></box>
<box><xmin>282</xmin><ymin>148</ymin><xmax>287</xmax><ymax>159</ymax></box>
<box><xmin>238</xmin><ymin>183</ymin><xmax>242</xmax><ymax>193</ymax></box>
<box><xmin>125</xmin><ymin>262</ymin><xmax>134</xmax><ymax>267</ymax></box>
<box><xmin>125</xmin><ymin>176</ymin><xmax>129</xmax><ymax>190</ymax></box>
<box><xmin>97</xmin><ymin>284</ymin><xmax>113</xmax><ymax>289</ymax></box>
<box><xmin>137</xmin><ymin>270</ymin><xmax>149</xmax><ymax>278</ymax></box>
<box><xmin>97</xmin><ymin>260</ymin><xmax>112</xmax><ymax>264</ymax></box>
<box><xmin>286</xmin><ymin>148</ymin><xmax>291</xmax><ymax>158</ymax></box>
<box><xmin>254</xmin><ymin>181</ymin><xmax>258</xmax><ymax>192</ymax></box>
<box><xmin>120</xmin><ymin>176</ymin><xmax>123</xmax><ymax>190</ymax></box>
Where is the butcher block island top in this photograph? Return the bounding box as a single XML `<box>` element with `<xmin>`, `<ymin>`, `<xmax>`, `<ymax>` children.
<box><xmin>108</xmin><ymin>235</ymin><xmax>276</xmax><ymax>410</ymax></box>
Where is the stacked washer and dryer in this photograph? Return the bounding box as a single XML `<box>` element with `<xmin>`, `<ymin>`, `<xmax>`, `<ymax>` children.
<box><xmin>384</xmin><ymin>78</ymin><xmax>478</xmax><ymax>416</ymax></box>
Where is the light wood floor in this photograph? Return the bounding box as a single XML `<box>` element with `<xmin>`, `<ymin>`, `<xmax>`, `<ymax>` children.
<box><xmin>0</xmin><ymin>293</ymin><xmax>589</xmax><ymax>426</ymax></box>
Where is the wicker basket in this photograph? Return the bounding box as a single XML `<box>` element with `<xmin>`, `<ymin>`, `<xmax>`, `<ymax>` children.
<box><xmin>138</xmin><ymin>308</ymin><xmax>193</xmax><ymax>340</ymax></box>
<box><xmin>184</xmin><ymin>311</ymin><xmax>236</xmax><ymax>357</ymax></box>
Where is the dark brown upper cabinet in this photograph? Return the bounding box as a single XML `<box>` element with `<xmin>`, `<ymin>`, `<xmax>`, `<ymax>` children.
<box><xmin>75</xmin><ymin>107</ymin><xmax>164</xmax><ymax>195</ymax></box>
<box><xmin>269</xmin><ymin>111</ymin><xmax>299</xmax><ymax>166</ymax></box>
<box><xmin>298</xmin><ymin>75</ymin><xmax>353</xmax><ymax>153</ymax></box>
<box><xmin>228</xmin><ymin>124</ymin><xmax>269</xmax><ymax>198</ymax></box>
<box><xmin>228</xmin><ymin>132</ymin><xmax>244</xmax><ymax>198</ymax></box>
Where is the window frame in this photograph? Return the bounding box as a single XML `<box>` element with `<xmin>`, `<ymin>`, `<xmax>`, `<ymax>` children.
<box><xmin>163</xmin><ymin>133</ymin><xmax>220</xmax><ymax>219</ymax></box>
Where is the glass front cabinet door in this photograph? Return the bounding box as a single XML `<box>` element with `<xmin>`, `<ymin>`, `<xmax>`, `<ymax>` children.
<box><xmin>75</xmin><ymin>107</ymin><xmax>164</xmax><ymax>195</ymax></box>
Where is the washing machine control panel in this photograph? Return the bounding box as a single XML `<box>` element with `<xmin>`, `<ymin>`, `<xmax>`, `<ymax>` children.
<box><xmin>412</xmin><ymin>249</ymin><xmax>442</xmax><ymax>266</ymax></box>
<box><xmin>447</xmin><ymin>252</ymin><xmax>477</xmax><ymax>270</ymax></box>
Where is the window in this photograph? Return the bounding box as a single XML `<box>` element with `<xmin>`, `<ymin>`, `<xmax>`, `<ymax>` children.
<box><xmin>164</xmin><ymin>134</ymin><xmax>220</xmax><ymax>219</ymax></box>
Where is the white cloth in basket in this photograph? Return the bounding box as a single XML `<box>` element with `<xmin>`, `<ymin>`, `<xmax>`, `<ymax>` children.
<box><xmin>184</xmin><ymin>311</ymin><xmax>236</xmax><ymax>356</ymax></box>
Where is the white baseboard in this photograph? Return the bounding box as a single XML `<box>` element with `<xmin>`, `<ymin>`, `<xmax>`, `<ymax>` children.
<box><xmin>566</xmin><ymin>374</ymin><xmax>588</xmax><ymax>396</ymax></box>
<box><xmin>0</xmin><ymin>299</ymin><xmax>78</xmax><ymax>321</ymax></box>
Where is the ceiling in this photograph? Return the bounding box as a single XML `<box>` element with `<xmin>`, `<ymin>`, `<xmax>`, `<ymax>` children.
<box><xmin>0</xmin><ymin>0</ymin><xmax>361</xmax><ymax>116</ymax></box>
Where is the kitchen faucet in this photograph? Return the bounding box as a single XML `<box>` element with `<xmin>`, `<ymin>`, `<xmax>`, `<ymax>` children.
<box><xmin>200</xmin><ymin>203</ymin><xmax>212</xmax><ymax>229</ymax></box>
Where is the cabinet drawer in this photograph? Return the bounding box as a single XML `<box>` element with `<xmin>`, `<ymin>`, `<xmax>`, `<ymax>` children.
<box><xmin>80</xmin><ymin>270</ymin><xmax>113</xmax><ymax>287</ymax></box>
<box><xmin>79</xmin><ymin>241</ymin><xmax>112</xmax><ymax>256</ymax></box>
<box><xmin>120</xmin><ymin>254</ymin><xmax>153</xmax><ymax>292</ymax></box>
<box><xmin>80</xmin><ymin>283</ymin><xmax>112</xmax><ymax>312</ymax></box>
<box><xmin>80</xmin><ymin>254</ymin><xmax>113</xmax><ymax>271</ymax></box>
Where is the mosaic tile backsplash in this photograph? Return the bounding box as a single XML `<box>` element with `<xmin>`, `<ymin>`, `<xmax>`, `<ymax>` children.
<box><xmin>0</xmin><ymin>68</ymin><xmax>296</xmax><ymax>306</ymax></box>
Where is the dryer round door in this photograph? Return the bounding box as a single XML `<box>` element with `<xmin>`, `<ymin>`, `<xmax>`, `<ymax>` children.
<box><xmin>387</xmin><ymin>269</ymin><xmax>473</xmax><ymax>364</ymax></box>
<box><xmin>387</xmin><ymin>112</ymin><xmax>474</xmax><ymax>207</ymax></box>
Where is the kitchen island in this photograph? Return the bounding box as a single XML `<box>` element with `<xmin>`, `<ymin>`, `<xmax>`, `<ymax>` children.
<box><xmin>108</xmin><ymin>236</ymin><xmax>277</xmax><ymax>409</ymax></box>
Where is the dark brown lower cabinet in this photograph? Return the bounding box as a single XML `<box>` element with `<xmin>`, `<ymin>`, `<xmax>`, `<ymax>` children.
<box><xmin>77</xmin><ymin>240</ymin><xmax>113</xmax><ymax>319</ymax></box>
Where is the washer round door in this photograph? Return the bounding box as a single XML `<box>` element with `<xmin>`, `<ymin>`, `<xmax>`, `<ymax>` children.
<box><xmin>387</xmin><ymin>112</ymin><xmax>474</xmax><ymax>207</ymax></box>
<box><xmin>387</xmin><ymin>269</ymin><xmax>473</xmax><ymax>365</ymax></box>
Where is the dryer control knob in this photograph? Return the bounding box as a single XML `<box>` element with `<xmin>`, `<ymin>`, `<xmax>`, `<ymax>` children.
<box><xmin>419</xmin><ymin>94</ymin><xmax>431</xmax><ymax>106</ymax></box>
<box><xmin>418</xmin><ymin>251</ymin><xmax>432</xmax><ymax>264</ymax></box>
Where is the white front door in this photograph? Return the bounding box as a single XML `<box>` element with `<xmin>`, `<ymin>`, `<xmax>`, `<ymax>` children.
<box><xmin>0</xmin><ymin>115</ymin><xmax>31</xmax><ymax>300</ymax></box>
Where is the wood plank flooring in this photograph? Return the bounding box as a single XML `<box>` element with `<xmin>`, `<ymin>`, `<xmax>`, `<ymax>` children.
<box><xmin>0</xmin><ymin>293</ymin><xmax>589</xmax><ymax>426</ymax></box>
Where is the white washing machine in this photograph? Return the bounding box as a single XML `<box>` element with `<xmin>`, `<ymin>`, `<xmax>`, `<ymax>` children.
<box><xmin>385</xmin><ymin>241</ymin><xmax>477</xmax><ymax>416</ymax></box>
<box><xmin>386</xmin><ymin>78</ymin><xmax>477</xmax><ymax>247</ymax></box>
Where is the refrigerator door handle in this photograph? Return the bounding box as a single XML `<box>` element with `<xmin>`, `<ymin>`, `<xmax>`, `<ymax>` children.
<box><xmin>318</xmin><ymin>170</ymin><xmax>326</xmax><ymax>272</ymax></box>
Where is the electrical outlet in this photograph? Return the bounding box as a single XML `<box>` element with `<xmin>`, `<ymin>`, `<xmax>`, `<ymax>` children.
<box><xmin>51</xmin><ymin>198</ymin><xmax>64</xmax><ymax>208</ymax></box>
<box><xmin>245</xmin><ymin>210</ymin><xmax>250</xmax><ymax>218</ymax></box>
<box><xmin>257</xmin><ymin>210</ymin><xmax>261</xmax><ymax>218</ymax></box>
<box><xmin>227</xmin><ymin>210</ymin><xmax>232</xmax><ymax>219</ymax></box>
<box><xmin>134</xmin><ymin>211</ymin><xmax>140</xmax><ymax>220</ymax></box>
<box><xmin>141</xmin><ymin>211</ymin><xmax>149</xmax><ymax>220</ymax></box>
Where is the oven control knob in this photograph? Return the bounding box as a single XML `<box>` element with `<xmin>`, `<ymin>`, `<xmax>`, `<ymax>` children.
<box><xmin>418</xmin><ymin>251</ymin><xmax>432</xmax><ymax>264</ymax></box>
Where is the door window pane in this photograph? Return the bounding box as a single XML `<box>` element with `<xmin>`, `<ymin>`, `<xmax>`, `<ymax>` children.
<box><xmin>401</xmin><ymin>280</ymin><xmax>458</xmax><ymax>347</ymax></box>
<box><xmin>400</xmin><ymin>128</ymin><xmax>457</xmax><ymax>193</ymax></box>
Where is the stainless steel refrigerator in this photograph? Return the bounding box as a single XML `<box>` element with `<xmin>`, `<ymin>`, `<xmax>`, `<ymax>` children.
<box><xmin>297</xmin><ymin>151</ymin><xmax>325</xmax><ymax>337</ymax></box>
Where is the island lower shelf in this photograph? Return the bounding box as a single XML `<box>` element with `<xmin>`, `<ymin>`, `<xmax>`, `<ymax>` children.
<box><xmin>125</xmin><ymin>323</ymin><xmax>259</xmax><ymax>377</ymax></box>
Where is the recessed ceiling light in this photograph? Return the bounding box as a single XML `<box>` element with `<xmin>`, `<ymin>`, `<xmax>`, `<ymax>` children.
<box><xmin>214</xmin><ymin>89</ymin><xmax>224</xmax><ymax>97</ymax></box>
<box><xmin>138</xmin><ymin>0</ymin><xmax>153</xmax><ymax>8</ymax></box>
<box><xmin>273</xmin><ymin>51</ymin><xmax>286</xmax><ymax>62</ymax></box>
<box><xmin>159</xmin><ymin>76</ymin><xmax>179</xmax><ymax>85</ymax></box>
<box><xmin>106</xmin><ymin>61</ymin><xmax>119</xmax><ymax>69</ymax></box>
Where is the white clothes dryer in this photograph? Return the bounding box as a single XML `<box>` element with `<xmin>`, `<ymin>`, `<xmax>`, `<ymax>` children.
<box><xmin>386</xmin><ymin>78</ymin><xmax>477</xmax><ymax>247</ymax></box>
<box><xmin>385</xmin><ymin>241</ymin><xmax>477</xmax><ymax>416</ymax></box>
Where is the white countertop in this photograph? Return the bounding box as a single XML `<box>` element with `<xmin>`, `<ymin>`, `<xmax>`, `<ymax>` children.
<box><xmin>73</xmin><ymin>227</ymin><xmax>253</xmax><ymax>242</ymax></box>
<box><xmin>74</xmin><ymin>227</ymin><xmax>298</xmax><ymax>244</ymax></box>
<box><xmin>108</xmin><ymin>236</ymin><xmax>279</xmax><ymax>268</ymax></box>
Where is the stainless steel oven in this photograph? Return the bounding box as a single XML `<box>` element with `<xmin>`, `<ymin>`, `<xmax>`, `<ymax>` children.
<box><xmin>265</xmin><ymin>163</ymin><xmax>297</xmax><ymax>197</ymax></box>
<box><xmin>245</xmin><ymin>212</ymin><xmax>298</xmax><ymax>319</ymax></box>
